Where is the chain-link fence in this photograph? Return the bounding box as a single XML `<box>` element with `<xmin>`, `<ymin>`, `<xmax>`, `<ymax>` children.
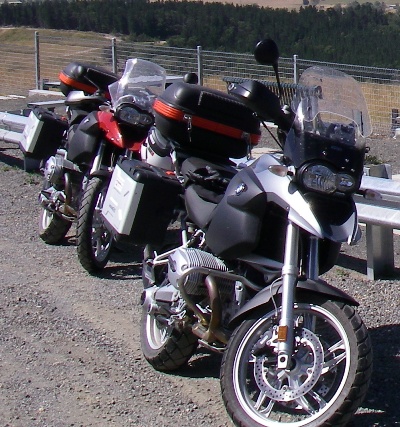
<box><xmin>0</xmin><ymin>41</ymin><xmax>36</xmax><ymax>97</ymax></box>
<box><xmin>1</xmin><ymin>32</ymin><xmax>399</xmax><ymax>137</ymax></box>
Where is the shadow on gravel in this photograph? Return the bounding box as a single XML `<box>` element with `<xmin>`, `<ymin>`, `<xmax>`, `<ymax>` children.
<box><xmin>337</xmin><ymin>252</ymin><xmax>400</xmax><ymax>278</ymax></box>
<box><xmin>352</xmin><ymin>324</ymin><xmax>400</xmax><ymax>426</ymax></box>
<box><xmin>50</xmin><ymin>235</ymin><xmax>76</xmax><ymax>247</ymax></box>
<box><xmin>176</xmin><ymin>348</ymin><xmax>222</xmax><ymax>380</ymax></box>
<box><xmin>336</xmin><ymin>253</ymin><xmax>367</xmax><ymax>275</ymax></box>
<box><xmin>0</xmin><ymin>148</ymin><xmax>25</xmax><ymax>169</ymax></box>
<box><xmin>90</xmin><ymin>244</ymin><xmax>143</xmax><ymax>280</ymax></box>
<box><xmin>97</xmin><ymin>264</ymin><xmax>142</xmax><ymax>280</ymax></box>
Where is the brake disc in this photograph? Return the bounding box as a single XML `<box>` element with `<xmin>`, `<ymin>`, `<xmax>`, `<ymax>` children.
<box><xmin>253</xmin><ymin>328</ymin><xmax>324</xmax><ymax>402</ymax></box>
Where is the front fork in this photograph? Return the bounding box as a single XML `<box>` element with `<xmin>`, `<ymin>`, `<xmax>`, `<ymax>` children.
<box><xmin>89</xmin><ymin>140</ymin><xmax>106</xmax><ymax>176</ymax></box>
<box><xmin>277</xmin><ymin>221</ymin><xmax>319</xmax><ymax>369</ymax></box>
<box><xmin>88</xmin><ymin>140</ymin><xmax>130</xmax><ymax>184</ymax></box>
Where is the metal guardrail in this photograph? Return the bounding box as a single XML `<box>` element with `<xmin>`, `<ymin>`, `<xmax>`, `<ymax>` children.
<box><xmin>355</xmin><ymin>176</ymin><xmax>400</xmax><ymax>279</ymax></box>
<box><xmin>0</xmin><ymin>112</ymin><xmax>29</xmax><ymax>143</ymax></box>
<box><xmin>0</xmin><ymin>111</ymin><xmax>40</xmax><ymax>170</ymax></box>
<box><xmin>27</xmin><ymin>99</ymin><xmax>65</xmax><ymax>111</ymax></box>
<box><xmin>0</xmin><ymin>111</ymin><xmax>29</xmax><ymax>132</ymax></box>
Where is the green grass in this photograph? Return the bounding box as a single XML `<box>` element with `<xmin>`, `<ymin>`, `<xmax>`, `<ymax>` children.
<box><xmin>0</xmin><ymin>27</ymin><xmax>109</xmax><ymax>45</ymax></box>
<box><xmin>24</xmin><ymin>173</ymin><xmax>40</xmax><ymax>185</ymax></box>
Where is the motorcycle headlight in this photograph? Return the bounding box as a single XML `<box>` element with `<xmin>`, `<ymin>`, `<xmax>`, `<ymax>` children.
<box><xmin>300</xmin><ymin>163</ymin><xmax>356</xmax><ymax>194</ymax></box>
<box><xmin>116</xmin><ymin>105</ymin><xmax>154</xmax><ymax>127</ymax></box>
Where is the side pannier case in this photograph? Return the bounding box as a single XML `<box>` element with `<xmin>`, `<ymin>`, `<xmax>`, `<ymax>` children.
<box><xmin>20</xmin><ymin>107</ymin><xmax>68</xmax><ymax>160</ymax></box>
<box><xmin>153</xmin><ymin>82</ymin><xmax>261</xmax><ymax>159</ymax></box>
<box><xmin>59</xmin><ymin>62</ymin><xmax>118</xmax><ymax>98</ymax></box>
<box><xmin>102</xmin><ymin>157</ymin><xmax>182</xmax><ymax>245</ymax></box>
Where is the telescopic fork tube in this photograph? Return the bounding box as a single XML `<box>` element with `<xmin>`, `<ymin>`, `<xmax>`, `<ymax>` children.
<box><xmin>277</xmin><ymin>220</ymin><xmax>299</xmax><ymax>369</ymax></box>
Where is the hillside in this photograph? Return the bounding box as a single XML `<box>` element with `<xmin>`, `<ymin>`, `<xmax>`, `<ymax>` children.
<box><xmin>175</xmin><ymin>0</ymin><xmax>386</xmax><ymax>9</ymax></box>
<box><xmin>1</xmin><ymin>1</ymin><xmax>400</xmax><ymax>67</ymax></box>
<box><xmin>0</xmin><ymin>27</ymin><xmax>112</xmax><ymax>44</ymax></box>
<box><xmin>0</xmin><ymin>0</ymin><xmax>385</xmax><ymax>9</ymax></box>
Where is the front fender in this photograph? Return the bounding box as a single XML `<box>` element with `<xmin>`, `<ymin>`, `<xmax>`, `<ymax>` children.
<box><xmin>229</xmin><ymin>277</ymin><xmax>359</xmax><ymax>329</ymax></box>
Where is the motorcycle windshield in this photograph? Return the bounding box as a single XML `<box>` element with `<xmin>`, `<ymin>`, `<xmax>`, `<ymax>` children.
<box><xmin>108</xmin><ymin>58</ymin><xmax>166</xmax><ymax>110</ymax></box>
<box><xmin>285</xmin><ymin>66</ymin><xmax>371</xmax><ymax>169</ymax></box>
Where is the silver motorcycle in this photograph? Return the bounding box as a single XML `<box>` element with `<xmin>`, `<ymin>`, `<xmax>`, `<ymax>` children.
<box><xmin>107</xmin><ymin>39</ymin><xmax>373</xmax><ymax>427</ymax></box>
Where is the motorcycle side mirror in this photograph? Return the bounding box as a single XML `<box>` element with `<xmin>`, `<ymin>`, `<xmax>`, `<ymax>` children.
<box><xmin>254</xmin><ymin>39</ymin><xmax>280</xmax><ymax>66</ymax></box>
<box><xmin>183</xmin><ymin>72</ymin><xmax>199</xmax><ymax>84</ymax></box>
<box><xmin>254</xmin><ymin>38</ymin><xmax>283</xmax><ymax>100</ymax></box>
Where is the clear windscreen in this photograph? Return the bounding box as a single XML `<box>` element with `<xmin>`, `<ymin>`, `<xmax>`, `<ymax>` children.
<box><xmin>108</xmin><ymin>58</ymin><xmax>166</xmax><ymax>110</ymax></box>
<box><xmin>291</xmin><ymin>66</ymin><xmax>372</xmax><ymax>145</ymax></box>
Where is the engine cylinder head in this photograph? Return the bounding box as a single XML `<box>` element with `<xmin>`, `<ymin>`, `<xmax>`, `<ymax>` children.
<box><xmin>168</xmin><ymin>248</ymin><xmax>234</xmax><ymax>295</ymax></box>
<box><xmin>43</xmin><ymin>155</ymin><xmax>65</xmax><ymax>184</ymax></box>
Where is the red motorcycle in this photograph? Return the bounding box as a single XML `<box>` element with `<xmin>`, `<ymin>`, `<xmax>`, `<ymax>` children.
<box><xmin>32</xmin><ymin>62</ymin><xmax>116</xmax><ymax>242</ymax></box>
<box><xmin>39</xmin><ymin>58</ymin><xmax>167</xmax><ymax>273</ymax></box>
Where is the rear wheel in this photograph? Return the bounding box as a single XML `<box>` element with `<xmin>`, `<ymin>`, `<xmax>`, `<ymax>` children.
<box><xmin>39</xmin><ymin>207</ymin><xmax>72</xmax><ymax>244</ymax></box>
<box><xmin>76</xmin><ymin>176</ymin><xmax>113</xmax><ymax>273</ymax></box>
<box><xmin>39</xmin><ymin>179</ymin><xmax>72</xmax><ymax>244</ymax></box>
<box><xmin>140</xmin><ymin>303</ymin><xmax>198</xmax><ymax>371</ymax></box>
<box><xmin>140</xmin><ymin>253</ymin><xmax>198</xmax><ymax>371</ymax></box>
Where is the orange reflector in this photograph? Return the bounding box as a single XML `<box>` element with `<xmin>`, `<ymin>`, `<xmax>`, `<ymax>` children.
<box><xmin>277</xmin><ymin>326</ymin><xmax>288</xmax><ymax>342</ymax></box>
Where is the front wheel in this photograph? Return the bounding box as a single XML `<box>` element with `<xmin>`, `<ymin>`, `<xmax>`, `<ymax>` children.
<box><xmin>76</xmin><ymin>176</ymin><xmax>113</xmax><ymax>273</ymax></box>
<box><xmin>220</xmin><ymin>296</ymin><xmax>372</xmax><ymax>427</ymax></box>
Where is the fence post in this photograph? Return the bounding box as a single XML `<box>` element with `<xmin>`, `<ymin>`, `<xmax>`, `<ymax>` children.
<box><xmin>35</xmin><ymin>31</ymin><xmax>40</xmax><ymax>90</ymax></box>
<box><xmin>112</xmin><ymin>37</ymin><xmax>118</xmax><ymax>74</ymax></box>
<box><xmin>197</xmin><ymin>46</ymin><xmax>203</xmax><ymax>86</ymax></box>
<box><xmin>293</xmin><ymin>54</ymin><xmax>298</xmax><ymax>84</ymax></box>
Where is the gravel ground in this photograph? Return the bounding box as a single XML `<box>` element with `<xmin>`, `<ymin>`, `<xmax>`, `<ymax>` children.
<box><xmin>1</xmin><ymin>95</ymin><xmax>400</xmax><ymax>426</ymax></box>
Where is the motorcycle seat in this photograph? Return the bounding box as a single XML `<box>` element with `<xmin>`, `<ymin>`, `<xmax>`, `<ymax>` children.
<box><xmin>181</xmin><ymin>157</ymin><xmax>238</xmax><ymax>228</ymax></box>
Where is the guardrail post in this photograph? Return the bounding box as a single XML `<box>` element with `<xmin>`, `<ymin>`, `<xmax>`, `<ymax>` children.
<box><xmin>366</xmin><ymin>225</ymin><xmax>394</xmax><ymax>280</ymax></box>
<box><xmin>112</xmin><ymin>37</ymin><xmax>118</xmax><ymax>74</ymax></box>
<box><xmin>293</xmin><ymin>54</ymin><xmax>298</xmax><ymax>84</ymax></box>
<box><xmin>35</xmin><ymin>31</ymin><xmax>41</xmax><ymax>90</ymax></box>
<box><xmin>197</xmin><ymin>46</ymin><xmax>203</xmax><ymax>86</ymax></box>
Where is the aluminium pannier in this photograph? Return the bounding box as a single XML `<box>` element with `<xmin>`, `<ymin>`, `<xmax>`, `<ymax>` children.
<box><xmin>102</xmin><ymin>157</ymin><xmax>182</xmax><ymax>245</ymax></box>
<box><xmin>20</xmin><ymin>107</ymin><xmax>68</xmax><ymax>160</ymax></box>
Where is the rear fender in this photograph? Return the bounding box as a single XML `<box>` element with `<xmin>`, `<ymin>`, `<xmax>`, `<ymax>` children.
<box><xmin>229</xmin><ymin>277</ymin><xmax>359</xmax><ymax>328</ymax></box>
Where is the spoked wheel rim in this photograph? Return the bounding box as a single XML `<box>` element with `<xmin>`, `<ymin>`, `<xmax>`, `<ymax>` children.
<box><xmin>90</xmin><ymin>186</ymin><xmax>113</xmax><ymax>263</ymax></box>
<box><xmin>233</xmin><ymin>303</ymin><xmax>350</xmax><ymax>426</ymax></box>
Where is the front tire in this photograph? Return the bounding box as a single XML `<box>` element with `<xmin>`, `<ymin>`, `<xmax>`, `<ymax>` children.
<box><xmin>220</xmin><ymin>296</ymin><xmax>372</xmax><ymax>427</ymax></box>
<box><xmin>76</xmin><ymin>176</ymin><xmax>113</xmax><ymax>273</ymax></box>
